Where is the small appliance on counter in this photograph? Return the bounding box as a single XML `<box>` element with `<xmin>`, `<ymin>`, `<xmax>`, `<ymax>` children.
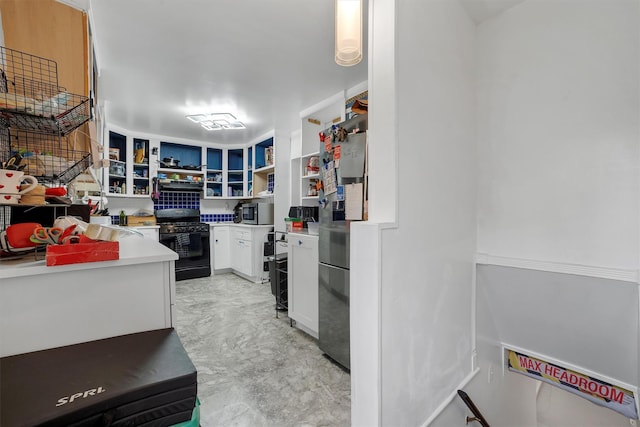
<box><xmin>232</xmin><ymin>202</ymin><xmax>244</xmax><ymax>223</ymax></box>
<box><xmin>242</xmin><ymin>202</ymin><xmax>274</xmax><ymax>225</ymax></box>
<box><xmin>288</xmin><ymin>205</ymin><xmax>319</xmax><ymax>228</ymax></box>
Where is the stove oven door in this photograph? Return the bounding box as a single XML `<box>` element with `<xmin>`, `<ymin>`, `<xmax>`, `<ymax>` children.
<box><xmin>159</xmin><ymin>230</ymin><xmax>211</xmax><ymax>281</ymax></box>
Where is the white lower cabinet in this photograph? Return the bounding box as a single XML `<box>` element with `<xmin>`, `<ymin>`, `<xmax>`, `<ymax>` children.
<box><xmin>287</xmin><ymin>233</ymin><xmax>319</xmax><ymax>338</ymax></box>
<box><xmin>231</xmin><ymin>235</ymin><xmax>253</xmax><ymax>277</ymax></box>
<box><xmin>211</xmin><ymin>225</ymin><xmax>231</xmax><ymax>270</ymax></box>
<box><xmin>228</xmin><ymin>225</ymin><xmax>272</xmax><ymax>283</ymax></box>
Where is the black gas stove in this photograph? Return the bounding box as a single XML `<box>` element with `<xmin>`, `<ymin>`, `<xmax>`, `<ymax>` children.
<box><xmin>156</xmin><ymin>209</ymin><xmax>210</xmax><ymax>281</ymax></box>
<box><xmin>159</xmin><ymin>221</ymin><xmax>210</xmax><ymax>234</ymax></box>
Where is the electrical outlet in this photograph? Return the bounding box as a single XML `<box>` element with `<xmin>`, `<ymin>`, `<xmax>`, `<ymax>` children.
<box><xmin>488</xmin><ymin>364</ymin><xmax>494</xmax><ymax>384</ymax></box>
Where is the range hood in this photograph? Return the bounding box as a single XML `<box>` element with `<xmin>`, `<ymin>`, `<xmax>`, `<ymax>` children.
<box><xmin>157</xmin><ymin>180</ymin><xmax>204</xmax><ymax>192</ymax></box>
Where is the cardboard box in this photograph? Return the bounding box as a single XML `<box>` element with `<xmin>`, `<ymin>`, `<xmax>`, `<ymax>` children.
<box><xmin>46</xmin><ymin>241</ymin><xmax>119</xmax><ymax>266</ymax></box>
<box><xmin>126</xmin><ymin>215</ymin><xmax>156</xmax><ymax>226</ymax></box>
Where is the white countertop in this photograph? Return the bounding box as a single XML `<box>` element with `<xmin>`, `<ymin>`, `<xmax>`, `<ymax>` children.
<box><xmin>208</xmin><ymin>222</ymin><xmax>274</xmax><ymax>228</ymax></box>
<box><xmin>0</xmin><ymin>236</ymin><xmax>177</xmax><ymax>279</ymax></box>
<box><xmin>287</xmin><ymin>230</ymin><xmax>319</xmax><ymax>237</ymax></box>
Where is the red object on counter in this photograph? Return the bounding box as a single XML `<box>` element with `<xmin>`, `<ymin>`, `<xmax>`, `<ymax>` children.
<box><xmin>45</xmin><ymin>187</ymin><xmax>66</xmax><ymax>196</ymax></box>
<box><xmin>6</xmin><ymin>222</ymin><xmax>41</xmax><ymax>248</ymax></box>
<box><xmin>46</xmin><ymin>240</ymin><xmax>119</xmax><ymax>266</ymax></box>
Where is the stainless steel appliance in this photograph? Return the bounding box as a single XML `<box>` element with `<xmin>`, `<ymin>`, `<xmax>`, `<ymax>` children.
<box><xmin>318</xmin><ymin>114</ymin><xmax>367</xmax><ymax>370</ymax></box>
<box><xmin>157</xmin><ymin>208</ymin><xmax>211</xmax><ymax>281</ymax></box>
<box><xmin>242</xmin><ymin>202</ymin><xmax>274</xmax><ymax>225</ymax></box>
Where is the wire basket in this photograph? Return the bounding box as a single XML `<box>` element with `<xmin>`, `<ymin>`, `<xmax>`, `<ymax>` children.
<box><xmin>0</xmin><ymin>46</ymin><xmax>92</xmax><ymax>184</ymax></box>
<box><xmin>7</xmin><ymin>129</ymin><xmax>91</xmax><ymax>184</ymax></box>
<box><xmin>0</xmin><ymin>46</ymin><xmax>90</xmax><ymax>136</ymax></box>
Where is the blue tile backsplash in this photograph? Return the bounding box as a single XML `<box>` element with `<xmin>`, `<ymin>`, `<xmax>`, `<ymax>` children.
<box><xmin>154</xmin><ymin>191</ymin><xmax>201</xmax><ymax>210</ymax></box>
<box><xmin>111</xmin><ymin>191</ymin><xmax>234</xmax><ymax>225</ymax></box>
<box><xmin>200</xmin><ymin>213</ymin><xmax>234</xmax><ymax>223</ymax></box>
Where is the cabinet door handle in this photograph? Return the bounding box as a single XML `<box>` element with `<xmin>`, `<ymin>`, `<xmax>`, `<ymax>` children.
<box><xmin>215</xmin><ymin>239</ymin><xmax>219</xmax><ymax>243</ymax></box>
<box><xmin>298</xmin><ymin>240</ymin><xmax>302</xmax><ymax>246</ymax></box>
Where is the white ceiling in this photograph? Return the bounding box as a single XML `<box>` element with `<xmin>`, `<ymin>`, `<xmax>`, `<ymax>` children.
<box><xmin>89</xmin><ymin>0</ymin><xmax>368</xmax><ymax>145</ymax></box>
<box><xmin>87</xmin><ymin>0</ymin><xmax>525</xmax><ymax>145</ymax></box>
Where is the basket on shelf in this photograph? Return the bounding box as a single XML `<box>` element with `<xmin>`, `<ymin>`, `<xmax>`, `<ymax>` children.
<box><xmin>3</xmin><ymin>129</ymin><xmax>92</xmax><ymax>184</ymax></box>
<box><xmin>0</xmin><ymin>46</ymin><xmax>91</xmax><ymax>184</ymax></box>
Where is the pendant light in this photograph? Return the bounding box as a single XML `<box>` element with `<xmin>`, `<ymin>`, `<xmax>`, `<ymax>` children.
<box><xmin>335</xmin><ymin>0</ymin><xmax>362</xmax><ymax>66</ymax></box>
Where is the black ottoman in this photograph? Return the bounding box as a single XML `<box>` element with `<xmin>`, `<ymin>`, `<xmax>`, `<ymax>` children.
<box><xmin>1</xmin><ymin>328</ymin><xmax>197</xmax><ymax>426</ymax></box>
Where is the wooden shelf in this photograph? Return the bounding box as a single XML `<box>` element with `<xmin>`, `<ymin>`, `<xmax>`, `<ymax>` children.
<box><xmin>254</xmin><ymin>164</ymin><xmax>274</xmax><ymax>174</ymax></box>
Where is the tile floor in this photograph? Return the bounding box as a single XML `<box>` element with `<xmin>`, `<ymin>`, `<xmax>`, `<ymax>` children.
<box><xmin>174</xmin><ymin>273</ymin><xmax>351</xmax><ymax>427</ymax></box>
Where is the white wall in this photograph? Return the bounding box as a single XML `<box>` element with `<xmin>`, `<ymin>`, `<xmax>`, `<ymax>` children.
<box><xmin>432</xmin><ymin>266</ymin><xmax>540</xmax><ymax>426</ymax></box>
<box><xmin>350</xmin><ymin>0</ymin><xmax>396</xmax><ymax>424</ymax></box>
<box><xmin>432</xmin><ymin>1</ymin><xmax>639</xmax><ymax>425</ymax></box>
<box><xmin>537</xmin><ymin>382</ymin><xmax>632</xmax><ymax>426</ymax></box>
<box><xmin>476</xmin><ymin>0</ymin><xmax>640</xmax><ymax>269</ymax></box>
<box><xmin>273</xmin><ymin>128</ymin><xmax>290</xmax><ymax>234</ymax></box>
<box><xmin>361</xmin><ymin>0</ymin><xmax>640</xmax><ymax>425</ymax></box>
<box><xmin>376</xmin><ymin>0</ymin><xmax>477</xmax><ymax>424</ymax></box>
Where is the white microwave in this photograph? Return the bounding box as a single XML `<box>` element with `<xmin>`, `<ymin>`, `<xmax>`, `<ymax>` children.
<box><xmin>242</xmin><ymin>202</ymin><xmax>274</xmax><ymax>225</ymax></box>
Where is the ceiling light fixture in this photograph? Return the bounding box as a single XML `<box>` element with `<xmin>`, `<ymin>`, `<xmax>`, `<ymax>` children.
<box><xmin>186</xmin><ymin>113</ymin><xmax>246</xmax><ymax>130</ymax></box>
<box><xmin>335</xmin><ymin>0</ymin><xmax>362</xmax><ymax>67</ymax></box>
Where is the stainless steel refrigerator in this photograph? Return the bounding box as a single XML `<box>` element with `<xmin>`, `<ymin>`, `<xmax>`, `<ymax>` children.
<box><xmin>318</xmin><ymin>114</ymin><xmax>367</xmax><ymax>370</ymax></box>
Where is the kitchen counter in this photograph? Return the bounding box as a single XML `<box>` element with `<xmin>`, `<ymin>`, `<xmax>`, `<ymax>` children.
<box><xmin>287</xmin><ymin>229</ymin><xmax>318</xmax><ymax>237</ymax></box>
<box><xmin>0</xmin><ymin>234</ymin><xmax>175</xmax><ymax>279</ymax></box>
<box><xmin>118</xmin><ymin>225</ymin><xmax>160</xmax><ymax>240</ymax></box>
<box><xmin>207</xmin><ymin>222</ymin><xmax>274</xmax><ymax>228</ymax></box>
<box><xmin>0</xmin><ymin>237</ymin><xmax>178</xmax><ymax>357</ymax></box>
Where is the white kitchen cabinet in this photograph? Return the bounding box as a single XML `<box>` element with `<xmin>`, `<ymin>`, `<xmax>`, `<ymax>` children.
<box><xmin>251</xmin><ymin>137</ymin><xmax>275</xmax><ymax>197</ymax></box>
<box><xmin>104</xmin><ymin>130</ymin><xmax>151</xmax><ymax>198</ymax></box>
<box><xmin>228</xmin><ymin>225</ymin><xmax>272</xmax><ymax>283</ymax></box>
<box><xmin>212</xmin><ymin>225</ymin><xmax>231</xmax><ymax>271</ymax></box>
<box><xmin>231</xmin><ymin>230</ymin><xmax>253</xmax><ymax>277</ymax></box>
<box><xmin>288</xmin><ymin>232</ymin><xmax>319</xmax><ymax>338</ymax></box>
<box><xmin>0</xmin><ymin>238</ymin><xmax>177</xmax><ymax>357</ymax></box>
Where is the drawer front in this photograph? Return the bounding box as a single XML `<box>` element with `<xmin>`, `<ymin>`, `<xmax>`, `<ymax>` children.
<box><xmin>292</xmin><ymin>234</ymin><xmax>318</xmax><ymax>250</ymax></box>
<box><xmin>232</xmin><ymin>229</ymin><xmax>251</xmax><ymax>240</ymax></box>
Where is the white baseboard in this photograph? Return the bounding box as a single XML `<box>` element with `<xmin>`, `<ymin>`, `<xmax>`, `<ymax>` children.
<box><xmin>422</xmin><ymin>368</ymin><xmax>480</xmax><ymax>427</ymax></box>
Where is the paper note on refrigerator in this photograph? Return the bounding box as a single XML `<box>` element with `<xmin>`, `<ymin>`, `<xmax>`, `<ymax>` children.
<box><xmin>322</xmin><ymin>160</ymin><xmax>337</xmax><ymax>195</ymax></box>
<box><xmin>340</xmin><ymin>134</ymin><xmax>366</xmax><ymax>178</ymax></box>
<box><xmin>345</xmin><ymin>183</ymin><xmax>363</xmax><ymax>220</ymax></box>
